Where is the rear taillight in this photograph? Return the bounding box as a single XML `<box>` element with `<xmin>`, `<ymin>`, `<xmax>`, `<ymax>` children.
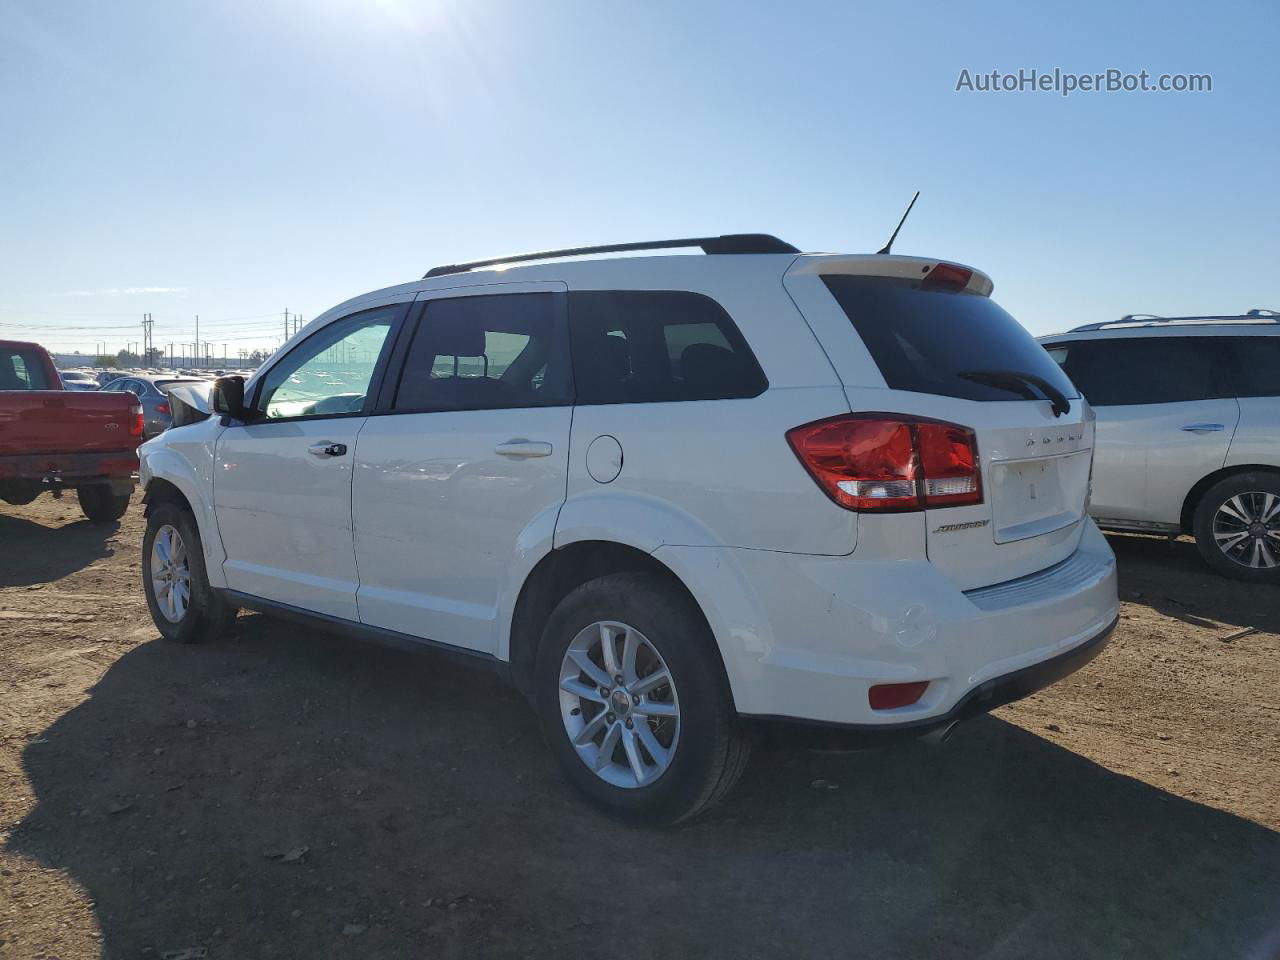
<box><xmin>155</xmin><ymin>402</ymin><xmax>170</xmax><ymax>415</ymax></box>
<box><xmin>129</xmin><ymin>404</ymin><xmax>144</xmax><ymax>437</ymax></box>
<box><xmin>786</xmin><ymin>415</ymin><xmax>982</xmax><ymax>512</ymax></box>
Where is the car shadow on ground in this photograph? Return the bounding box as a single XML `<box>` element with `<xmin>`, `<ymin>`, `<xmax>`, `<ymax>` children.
<box><xmin>0</xmin><ymin>511</ymin><xmax>119</xmax><ymax>587</ymax></box>
<box><xmin>7</xmin><ymin>613</ymin><xmax>1280</xmax><ymax>960</ymax></box>
<box><xmin>1106</xmin><ymin>532</ymin><xmax>1280</xmax><ymax>634</ymax></box>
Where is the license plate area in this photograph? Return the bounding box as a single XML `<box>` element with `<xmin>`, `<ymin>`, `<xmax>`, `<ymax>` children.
<box><xmin>990</xmin><ymin>450</ymin><xmax>1091</xmax><ymax>544</ymax></box>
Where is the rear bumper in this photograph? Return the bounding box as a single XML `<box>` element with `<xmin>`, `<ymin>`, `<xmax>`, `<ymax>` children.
<box><xmin>0</xmin><ymin>451</ymin><xmax>139</xmax><ymax>487</ymax></box>
<box><xmin>744</xmin><ymin>613</ymin><xmax>1116</xmax><ymax>748</ymax></box>
<box><xmin>656</xmin><ymin>518</ymin><xmax>1119</xmax><ymax>728</ymax></box>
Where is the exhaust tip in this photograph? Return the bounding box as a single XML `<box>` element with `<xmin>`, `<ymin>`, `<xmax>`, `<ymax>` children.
<box><xmin>924</xmin><ymin>721</ymin><xmax>961</xmax><ymax>745</ymax></box>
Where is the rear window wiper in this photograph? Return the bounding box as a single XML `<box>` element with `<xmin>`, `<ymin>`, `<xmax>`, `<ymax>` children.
<box><xmin>957</xmin><ymin>369</ymin><xmax>1071</xmax><ymax>417</ymax></box>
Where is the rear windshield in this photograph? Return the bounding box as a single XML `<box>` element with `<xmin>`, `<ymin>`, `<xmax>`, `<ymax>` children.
<box><xmin>0</xmin><ymin>348</ymin><xmax>53</xmax><ymax>390</ymax></box>
<box><xmin>822</xmin><ymin>275</ymin><xmax>1079</xmax><ymax>403</ymax></box>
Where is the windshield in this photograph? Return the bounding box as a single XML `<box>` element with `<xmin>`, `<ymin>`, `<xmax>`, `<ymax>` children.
<box><xmin>822</xmin><ymin>274</ymin><xmax>1079</xmax><ymax>403</ymax></box>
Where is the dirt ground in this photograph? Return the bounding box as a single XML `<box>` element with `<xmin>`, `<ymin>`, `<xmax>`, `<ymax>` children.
<box><xmin>1</xmin><ymin>492</ymin><xmax>1277</xmax><ymax>960</ymax></box>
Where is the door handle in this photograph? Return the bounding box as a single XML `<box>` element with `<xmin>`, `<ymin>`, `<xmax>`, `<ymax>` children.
<box><xmin>1181</xmin><ymin>423</ymin><xmax>1225</xmax><ymax>433</ymax></box>
<box><xmin>308</xmin><ymin>441</ymin><xmax>348</xmax><ymax>457</ymax></box>
<box><xmin>494</xmin><ymin>439</ymin><xmax>553</xmax><ymax>459</ymax></box>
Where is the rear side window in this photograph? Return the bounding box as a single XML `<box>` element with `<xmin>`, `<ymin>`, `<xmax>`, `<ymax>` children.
<box><xmin>1051</xmin><ymin>338</ymin><xmax>1230</xmax><ymax>405</ymax></box>
<box><xmin>393</xmin><ymin>293</ymin><xmax>572</xmax><ymax>411</ymax></box>
<box><xmin>1226</xmin><ymin>337</ymin><xmax>1280</xmax><ymax>398</ymax></box>
<box><xmin>569</xmin><ymin>291</ymin><xmax>767</xmax><ymax>404</ymax></box>
<box><xmin>0</xmin><ymin>349</ymin><xmax>52</xmax><ymax>390</ymax></box>
<box><xmin>822</xmin><ymin>275</ymin><xmax>1078</xmax><ymax>403</ymax></box>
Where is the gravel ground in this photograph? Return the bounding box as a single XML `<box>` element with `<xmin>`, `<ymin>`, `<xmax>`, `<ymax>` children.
<box><xmin>1</xmin><ymin>491</ymin><xmax>1277</xmax><ymax>960</ymax></box>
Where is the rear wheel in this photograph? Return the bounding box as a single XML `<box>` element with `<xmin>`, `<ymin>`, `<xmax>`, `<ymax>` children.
<box><xmin>77</xmin><ymin>484</ymin><xmax>130</xmax><ymax>522</ymax></box>
<box><xmin>143</xmin><ymin>502</ymin><xmax>235</xmax><ymax>643</ymax></box>
<box><xmin>1192</xmin><ymin>472</ymin><xmax>1280</xmax><ymax>582</ymax></box>
<box><xmin>534</xmin><ymin>572</ymin><xmax>749</xmax><ymax>824</ymax></box>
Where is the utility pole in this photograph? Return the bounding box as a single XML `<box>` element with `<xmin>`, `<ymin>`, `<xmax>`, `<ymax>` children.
<box><xmin>194</xmin><ymin>316</ymin><xmax>200</xmax><ymax>369</ymax></box>
<box><xmin>284</xmin><ymin>309</ymin><xmax>290</xmax><ymax>342</ymax></box>
<box><xmin>141</xmin><ymin>313</ymin><xmax>154</xmax><ymax>366</ymax></box>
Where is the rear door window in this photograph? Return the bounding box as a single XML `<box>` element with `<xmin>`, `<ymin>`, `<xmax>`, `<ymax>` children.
<box><xmin>1051</xmin><ymin>337</ymin><xmax>1231</xmax><ymax>405</ymax></box>
<box><xmin>822</xmin><ymin>275</ymin><xmax>1078</xmax><ymax>403</ymax></box>
<box><xmin>568</xmin><ymin>291</ymin><xmax>767</xmax><ymax>404</ymax></box>
<box><xmin>1225</xmin><ymin>337</ymin><xmax>1280</xmax><ymax>398</ymax></box>
<box><xmin>392</xmin><ymin>293</ymin><xmax>571</xmax><ymax>412</ymax></box>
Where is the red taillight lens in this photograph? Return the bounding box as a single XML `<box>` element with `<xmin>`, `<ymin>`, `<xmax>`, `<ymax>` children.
<box><xmin>917</xmin><ymin>422</ymin><xmax>981</xmax><ymax>506</ymax></box>
<box><xmin>869</xmin><ymin>681</ymin><xmax>929</xmax><ymax>710</ymax></box>
<box><xmin>921</xmin><ymin>262</ymin><xmax>973</xmax><ymax>292</ymax></box>
<box><xmin>786</xmin><ymin>415</ymin><xmax>982</xmax><ymax>512</ymax></box>
<box><xmin>155</xmin><ymin>402</ymin><xmax>170</xmax><ymax>415</ymax></box>
<box><xmin>129</xmin><ymin>404</ymin><xmax>144</xmax><ymax>438</ymax></box>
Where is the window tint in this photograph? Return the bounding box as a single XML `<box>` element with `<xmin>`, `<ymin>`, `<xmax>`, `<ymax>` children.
<box><xmin>568</xmin><ymin>291</ymin><xmax>767</xmax><ymax>404</ymax></box>
<box><xmin>393</xmin><ymin>293</ymin><xmax>571</xmax><ymax>411</ymax></box>
<box><xmin>822</xmin><ymin>275</ymin><xmax>1078</xmax><ymax>403</ymax></box>
<box><xmin>1227</xmin><ymin>337</ymin><xmax>1280</xmax><ymax>398</ymax></box>
<box><xmin>0</xmin><ymin>348</ymin><xmax>52</xmax><ymax>390</ymax></box>
<box><xmin>257</xmin><ymin>305</ymin><xmax>397</xmax><ymax>419</ymax></box>
<box><xmin>1051</xmin><ymin>338</ymin><xmax>1229</xmax><ymax>405</ymax></box>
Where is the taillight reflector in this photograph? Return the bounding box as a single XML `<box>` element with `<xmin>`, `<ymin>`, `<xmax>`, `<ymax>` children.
<box><xmin>869</xmin><ymin>681</ymin><xmax>929</xmax><ymax>710</ymax></box>
<box><xmin>786</xmin><ymin>415</ymin><xmax>982</xmax><ymax>512</ymax></box>
<box><xmin>155</xmin><ymin>402</ymin><xmax>170</xmax><ymax>416</ymax></box>
<box><xmin>129</xmin><ymin>404</ymin><xmax>144</xmax><ymax>438</ymax></box>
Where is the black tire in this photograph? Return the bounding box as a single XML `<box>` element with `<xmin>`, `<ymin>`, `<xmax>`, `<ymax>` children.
<box><xmin>1192</xmin><ymin>471</ymin><xmax>1280</xmax><ymax>583</ymax></box>
<box><xmin>0</xmin><ymin>480</ymin><xmax>42</xmax><ymax>506</ymax></box>
<box><xmin>142</xmin><ymin>501</ymin><xmax>235</xmax><ymax>643</ymax></box>
<box><xmin>533</xmin><ymin>572</ymin><xmax>749</xmax><ymax>825</ymax></box>
<box><xmin>77</xmin><ymin>484</ymin><xmax>130</xmax><ymax>522</ymax></box>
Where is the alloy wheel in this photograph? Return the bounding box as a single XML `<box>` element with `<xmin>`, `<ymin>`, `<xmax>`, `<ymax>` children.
<box><xmin>1212</xmin><ymin>492</ymin><xmax>1280</xmax><ymax>569</ymax></box>
<box><xmin>150</xmin><ymin>523</ymin><xmax>192</xmax><ymax>622</ymax></box>
<box><xmin>557</xmin><ymin>620</ymin><xmax>680</xmax><ymax>789</ymax></box>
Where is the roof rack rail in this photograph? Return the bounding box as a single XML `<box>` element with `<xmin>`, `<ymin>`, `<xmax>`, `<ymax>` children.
<box><xmin>1067</xmin><ymin>310</ymin><xmax>1280</xmax><ymax>333</ymax></box>
<box><xmin>423</xmin><ymin>234</ymin><xmax>800</xmax><ymax>279</ymax></box>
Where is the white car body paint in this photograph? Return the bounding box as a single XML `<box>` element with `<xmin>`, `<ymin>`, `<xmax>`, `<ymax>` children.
<box><xmin>141</xmin><ymin>249</ymin><xmax>1118</xmax><ymax>730</ymax></box>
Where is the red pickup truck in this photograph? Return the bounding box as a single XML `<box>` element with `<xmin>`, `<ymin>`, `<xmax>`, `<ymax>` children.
<box><xmin>0</xmin><ymin>340</ymin><xmax>143</xmax><ymax>521</ymax></box>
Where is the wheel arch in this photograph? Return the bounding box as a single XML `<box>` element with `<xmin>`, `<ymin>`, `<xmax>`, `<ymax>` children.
<box><xmin>1180</xmin><ymin>464</ymin><xmax>1280</xmax><ymax>533</ymax></box>
<box><xmin>142</xmin><ymin>477</ymin><xmax>189</xmax><ymax>516</ymax></box>
<box><xmin>505</xmin><ymin>540</ymin><xmax>716</xmax><ymax>702</ymax></box>
<box><xmin>140</xmin><ymin>448</ymin><xmax>227</xmax><ymax>588</ymax></box>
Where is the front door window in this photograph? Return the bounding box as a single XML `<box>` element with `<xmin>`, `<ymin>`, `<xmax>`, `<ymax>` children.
<box><xmin>257</xmin><ymin>306</ymin><xmax>397</xmax><ymax>419</ymax></box>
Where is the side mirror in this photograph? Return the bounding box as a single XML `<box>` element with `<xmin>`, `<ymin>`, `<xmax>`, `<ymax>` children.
<box><xmin>211</xmin><ymin>375</ymin><xmax>249</xmax><ymax>421</ymax></box>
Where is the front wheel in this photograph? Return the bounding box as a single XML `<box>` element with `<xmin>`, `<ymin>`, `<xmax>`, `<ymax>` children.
<box><xmin>1192</xmin><ymin>472</ymin><xmax>1280</xmax><ymax>582</ymax></box>
<box><xmin>534</xmin><ymin>572</ymin><xmax>749</xmax><ymax>824</ymax></box>
<box><xmin>77</xmin><ymin>484</ymin><xmax>130</xmax><ymax>522</ymax></box>
<box><xmin>142</xmin><ymin>502</ymin><xmax>235</xmax><ymax>643</ymax></box>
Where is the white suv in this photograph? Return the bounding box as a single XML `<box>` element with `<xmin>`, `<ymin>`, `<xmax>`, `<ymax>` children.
<box><xmin>138</xmin><ymin>235</ymin><xmax>1118</xmax><ymax>823</ymax></box>
<box><xmin>1040</xmin><ymin>313</ymin><xmax>1280</xmax><ymax>582</ymax></box>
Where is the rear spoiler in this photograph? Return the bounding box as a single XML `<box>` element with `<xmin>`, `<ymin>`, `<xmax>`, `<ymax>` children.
<box><xmin>785</xmin><ymin>254</ymin><xmax>995</xmax><ymax>297</ymax></box>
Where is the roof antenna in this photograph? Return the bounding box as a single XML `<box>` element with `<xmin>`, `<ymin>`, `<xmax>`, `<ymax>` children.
<box><xmin>877</xmin><ymin>191</ymin><xmax>920</xmax><ymax>255</ymax></box>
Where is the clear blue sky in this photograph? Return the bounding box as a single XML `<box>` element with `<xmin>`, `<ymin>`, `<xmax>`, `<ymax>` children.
<box><xmin>2</xmin><ymin>0</ymin><xmax>1276</xmax><ymax>359</ymax></box>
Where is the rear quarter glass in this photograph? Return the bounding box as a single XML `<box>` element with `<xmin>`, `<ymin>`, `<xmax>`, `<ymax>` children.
<box><xmin>821</xmin><ymin>275</ymin><xmax>1078</xmax><ymax>404</ymax></box>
